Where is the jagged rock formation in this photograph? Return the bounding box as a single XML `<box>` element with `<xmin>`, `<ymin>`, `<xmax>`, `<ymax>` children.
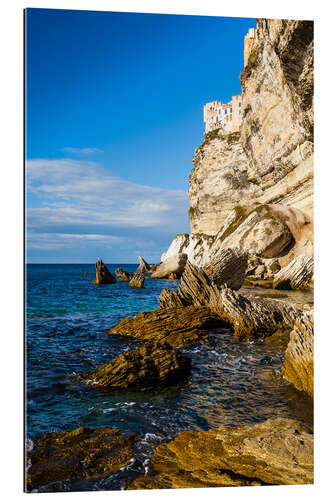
<box><xmin>108</xmin><ymin>306</ymin><xmax>225</xmax><ymax>347</ymax></box>
<box><xmin>129</xmin><ymin>417</ymin><xmax>313</xmax><ymax>489</ymax></box>
<box><xmin>134</xmin><ymin>256</ymin><xmax>150</xmax><ymax>274</ymax></box>
<box><xmin>80</xmin><ymin>341</ymin><xmax>191</xmax><ymax>389</ymax></box>
<box><xmin>273</xmin><ymin>255</ymin><xmax>314</xmax><ymax>290</ymax></box>
<box><xmin>93</xmin><ymin>259</ymin><xmax>117</xmax><ymax>284</ymax></box>
<box><xmin>282</xmin><ymin>310</ymin><xmax>313</xmax><ymax>397</ymax></box>
<box><xmin>110</xmin><ymin>262</ymin><xmax>302</xmax><ymax>343</ymax></box>
<box><xmin>26</xmin><ymin>427</ymin><xmax>135</xmax><ymax>492</ymax></box>
<box><xmin>115</xmin><ymin>267</ymin><xmax>133</xmax><ymax>281</ymax></box>
<box><xmin>188</xmin><ymin>20</ymin><xmax>313</xmax><ymax>237</ymax></box>
<box><xmin>151</xmin><ymin>253</ymin><xmax>188</xmax><ymax>279</ymax></box>
<box><xmin>202</xmin><ymin>247</ymin><xmax>248</xmax><ymax>289</ymax></box>
<box><xmin>129</xmin><ymin>273</ymin><xmax>145</xmax><ymax>288</ymax></box>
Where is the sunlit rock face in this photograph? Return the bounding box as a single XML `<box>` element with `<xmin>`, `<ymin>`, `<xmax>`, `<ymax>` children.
<box><xmin>189</xmin><ymin>19</ymin><xmax>313</xmax><ymax>237</ymax></box>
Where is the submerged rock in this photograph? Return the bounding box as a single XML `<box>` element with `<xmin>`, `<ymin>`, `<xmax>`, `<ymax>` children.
<box><xmin>129</xmin><ymin>273</ymin><xmax>145</xmax><ymax>288</ymax></box>
<box><xmin>108</xmin><ymin>305</ymin><xmax>225</xmax><ymax>347</ymax></box>
<box><xmin>115</xmin><ymin>267</ymin><xmax>133</xmax><ymax>281</ymax></box>
<box><xmin>282</xmin><ymin>310</ymin><xmax>314</xmax><ymax>397</ymax></box>
<box><xmin>93</xmin><ymin>258</ymin><xmax>117</xmax><ymax>284</ymax></box>
<box><xmin>130</xmin><ymin>417</ymin><xmax>313</xmax><ymax>489</ymax></box>
<box><xmin>151</xmin><ymin>253</ymin><xmax>188</xmax><ymax>279</ymax></box>
<box><xmin>273</xmin><ymin>255</ymin><xmax>314</xmax><ymax>290</ymax></box>
<box><xmin>81</xmin><ymin>341</ymin><xmax>191</xmax><ymax>389</ymax></box>
<box><xmin>26</xmin><ymin>426</ymin><xmax>135</xmax><ymax>492</ymax></box>
<box><xmin>202</xmin><ymin>247</ymin><xmax>248</xmax><ymax>289</ymax></box>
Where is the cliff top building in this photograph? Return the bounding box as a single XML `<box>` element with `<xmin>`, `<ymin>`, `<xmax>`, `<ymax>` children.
<box><xmin>203</xmin><ymin>26</ymin><xmax>257</xmax><ymax>135</ymax></box>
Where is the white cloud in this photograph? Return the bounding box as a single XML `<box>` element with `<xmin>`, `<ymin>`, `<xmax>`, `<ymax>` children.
<box><xmin>26</xmin><ymin>158</ymin><xmax>190</xmax><ymax>260</ymax></box>
<box><xmin>61</xmin><ymin>147</ymin><xmax>104</xmax><ymax>155</ymax></box>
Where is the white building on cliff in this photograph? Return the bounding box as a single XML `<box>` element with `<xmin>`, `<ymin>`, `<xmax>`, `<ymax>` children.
<box><xmin>203</xmin><ymin>27</ymin><xmax>257</xmax><ymax>135</ymax></box>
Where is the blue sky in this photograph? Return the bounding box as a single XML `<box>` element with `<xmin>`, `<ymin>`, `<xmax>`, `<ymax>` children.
<box><xmin>25</xmin><ymin>8</ymin><xmax>256</xmax><ymax>263</ymax></box>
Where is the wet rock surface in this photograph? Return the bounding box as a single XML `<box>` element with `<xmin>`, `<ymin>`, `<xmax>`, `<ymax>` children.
<box><xmin>282</xmin><ymin>310</ymin><xmax>313</xmax><ymax>397</ymax></box>
<box><xmin>80</xmin><ymin>341</ymin><xmax>191</xmax><ymax>390</ymax></box>
<box><xmin>26</xmin><ymin>426</ymin><xmax>135</xmax><ymax>492</ymax></box>
<box><xmin>93</xmin><ymin>259</ymin><xmax>117</xmax><ymax>284</ymax></box>
<box><xmin>130</xmin><ymin>417</ymin><xmax>313</xmax><ymax>489</ymax></box>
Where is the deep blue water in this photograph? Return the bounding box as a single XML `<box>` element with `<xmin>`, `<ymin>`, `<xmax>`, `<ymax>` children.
<box><xmin>25</xmin><ymin>264</ymin><xmax>312</xmax><ymax>492</ymax></box>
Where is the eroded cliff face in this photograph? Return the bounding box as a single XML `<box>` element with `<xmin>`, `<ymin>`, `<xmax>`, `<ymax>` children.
<box><xmin>189</xmin><ymin>19</ymin><xmax>313</xmax><ymax>236</ymax></box>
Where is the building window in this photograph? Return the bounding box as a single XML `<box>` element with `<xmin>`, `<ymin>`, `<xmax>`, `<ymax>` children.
<box><xmin>225</xmin><ymin>109</ymin><xmax>227</xmax><ymax>115</ymax></box>
<box><xmin>230</xmin><ymin>108</ymin><xmax>232</xmax><ymax>114</ymax></box>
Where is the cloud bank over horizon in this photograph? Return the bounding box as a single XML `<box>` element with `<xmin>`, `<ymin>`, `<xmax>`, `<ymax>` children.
<box><xmin>26</xmin><ymin>158</ymin><xmax>190</xmax><ymax>263</ymax></box>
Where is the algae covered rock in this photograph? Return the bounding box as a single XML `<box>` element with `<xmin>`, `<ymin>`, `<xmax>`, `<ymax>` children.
<box><xmin>129</xmin><ymin>273</ymin><xmax>145</xmax><ymax>288</ymax></box>
<box><xmin>93</xmin><ymin>258</ymin><xmax>117</xmax><ymax>284</ymax></box>
<box><xmin>130</xmin><ymin>417</ymin><xmax>313</xmax><ymax>489</ymax></box>
<box><xmin>26</xmin><ymin>426</ymin><xmax>135</xmax><ymax>492</ymax></box>
<box><xmin>282</xmin><ymin>310</ymin><xmax>313</xmax><ymax>397</ymax></box>
<box><xmin>80</xmin><ymin>341</ymin><xmax>191</xmax><ymax>389</ymax></box>
<box><xmin>115</xmin><ymin>267</ymin><xmax>133</xmax><ymax>281</ymax></box>
<box><xmin>151</xmin><ymin>253</ymin><xmax>188</xmax><ymax>279</ymax></box>
<box><xmin>273</xmin><ymin>255</ymin><xmax>314</xmax><ymax>290</ymax></box>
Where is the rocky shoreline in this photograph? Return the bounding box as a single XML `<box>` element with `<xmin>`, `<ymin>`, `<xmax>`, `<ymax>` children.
<box><xmin>26</xmin><ymin>249</ymin><xmax>314</xmax><ymax>491</ymax></box>
<box><xmin>26</xmin><ymin>17</ymin><xmax>314</xmax><ymax>492</ymax></box>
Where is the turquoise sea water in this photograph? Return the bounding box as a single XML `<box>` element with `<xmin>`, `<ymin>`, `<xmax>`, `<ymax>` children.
<box><xmin>25</xmin><ymin>264</ymin><xmax>312</xmax><ymax>492</ymax></box>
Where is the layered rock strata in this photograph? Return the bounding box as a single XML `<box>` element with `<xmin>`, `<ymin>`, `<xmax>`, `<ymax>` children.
<box><xmin>93</xmin><ymin>259</ymin><xmax>117</xmax><ymax>284</ymax></box>
<box><xmin>202</xmin><ymin>247</ymin><xmax>248</xmax><ymax>289</ymax></box>
<box><xmin>111</xmin><ymin>262</ymin><xmax>302</xmax><ymax>343</ymax></box>
<box><xmin>80</xmin><ymin>341</ymin><xmax>191</xmax><ymax>389</ymax></box>
<box><xmin>273</xmin><ymin>255</ymin><xmax>314</xmax><ymax>290</ymax></box>
<box><xmin>162</xmin><ymin>204</ymin><xmax>313</xmax><ymax>269</ymax></box>
<box><xmin>115</xmin><ymin>268</ymin><xmax>133</xmax><ymax>281</ymax></box>
<box><xmin>282</xmin><ymin>310</ymin><xmax>314</xmax><ymax>397</ymax></box>
<box><xmin>109</xmin><ymin>306</ymin><xmax>225</xmax><ymax>347</ymax></box>
<box><xmin>26</xmin><ymin>427</ymin><xmax>135</xmax><ymax>492</ymax></box>
<box><xmin>130</xmin><ymin>417</ymin><xmax>313</xmax><ymax>489</ymax></box>
<box><xmin>129</xmin><ymin>273</ymin><xmax>145</xmax><ymax>288</ymax></box>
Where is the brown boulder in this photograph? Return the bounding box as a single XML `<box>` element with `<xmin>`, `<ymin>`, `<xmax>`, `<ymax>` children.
<box><xmin>80</xmin><ymin>341</ymin><xmax>191</xmax><ymax>389</ymax></box>
<box><xmin>130</xmin><ymin>417</ymin><xmax>313</xmax><ymax>489</ymax></box>
<box><xmin>93</xmin><ymin>258</ymin><xmax>117</xmax><ymax>284</ymax></box>
<box><xmin>26</xmin><ymin>427</ymin><xmax>134</xmax><ymax>492</ymax></box>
